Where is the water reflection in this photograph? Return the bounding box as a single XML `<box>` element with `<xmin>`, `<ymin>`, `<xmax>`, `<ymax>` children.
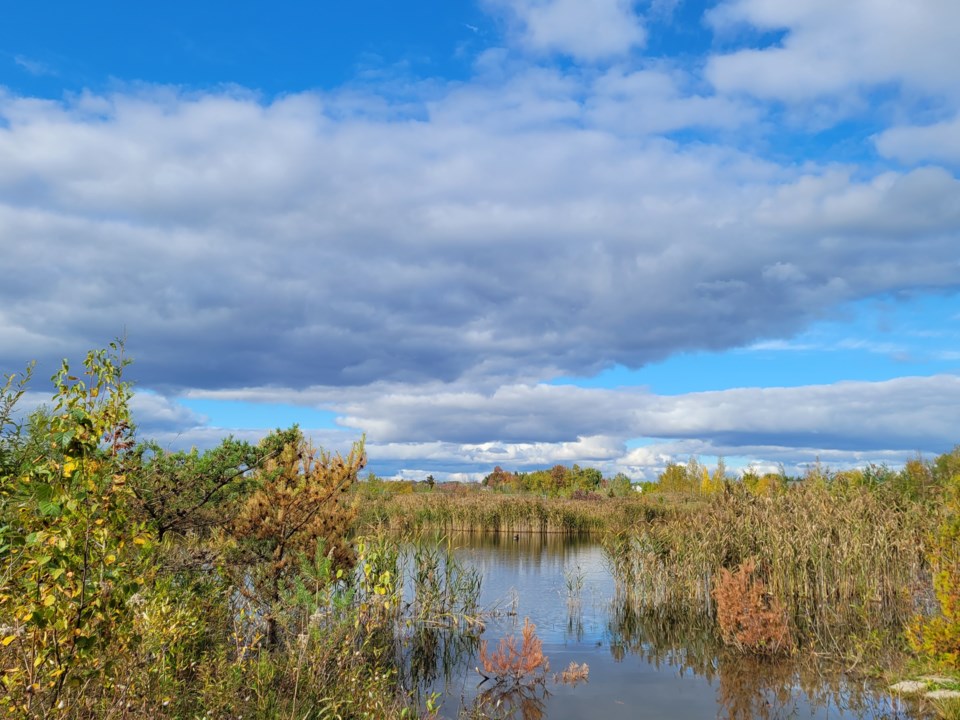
<box><xmin>408</xmin><ymin>532</ymin><xmax>916</xmax><ymax>719</ymax></box>
<box><xmin>606</xmin><ymin>588</ymin><xmax>911</xmax><ymax>720</ymax></box>
<box><xmin>468</xmin><ymin>684</ymin><xmax>551</xmax><ymax>720</ymax></box>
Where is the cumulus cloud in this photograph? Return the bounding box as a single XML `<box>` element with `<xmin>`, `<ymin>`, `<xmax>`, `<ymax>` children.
<box><xmin>3</xmin><ymin>2</ymin><xmax>960</xmax><ymax>481</ymax></box>
<box><xmin>875</xmin><ymin>115</ymin><xmax>960</xmax><ymax>166</ymax></box>
<box><xmin>181</xmin><ymin>373</ymin><xmax>960</xmax><ymax>478</ymax></box>
<box><xmin>483</xmin><ymin>0</ymin><xmax>646</xmax><ymax>61</ymax></box>
<box><xmin>707</xmin><ymin>0</ymin><xmax>960</xmax><ymax>104</ymax></box>
<box><xmin>2</xmin><ymin>81</ymin><xmax>958</xmax><ymax>396</ymax></box>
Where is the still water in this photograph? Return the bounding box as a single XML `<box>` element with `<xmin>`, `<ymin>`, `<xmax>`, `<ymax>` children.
<box><xmin>411</xmin><ymin>532</ymin><xmax>919</xmax><ymax>720</ymax></box>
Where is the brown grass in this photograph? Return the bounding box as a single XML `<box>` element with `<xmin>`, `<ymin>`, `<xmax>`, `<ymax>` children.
<box><xmin>356</xmin><ymin>492</ymin><xmax>663</xmax><ymax>536</ymax></box>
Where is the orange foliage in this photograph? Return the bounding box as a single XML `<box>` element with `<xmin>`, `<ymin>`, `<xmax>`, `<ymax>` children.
<box><xmin>479</xmin><ymin>618</ymin><xmax>549</xmax><ymax>684</ymax></box>
<box><xmin>713</xmin><ymin>559</ymin><xmax>793</xmax><ymax>655</ymax></box>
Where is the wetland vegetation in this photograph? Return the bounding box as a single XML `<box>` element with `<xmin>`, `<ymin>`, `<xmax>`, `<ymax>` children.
<box><xmin>2</xmin><ymin>346</ymin><xmax>960</xmax><ymax>718</ymax></box>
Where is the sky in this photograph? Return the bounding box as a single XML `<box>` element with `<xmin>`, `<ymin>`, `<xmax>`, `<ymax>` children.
<box><xmin>2</xmin><ymin>0</ymin><xmax>960</xmax><ymax>481</ymax></box>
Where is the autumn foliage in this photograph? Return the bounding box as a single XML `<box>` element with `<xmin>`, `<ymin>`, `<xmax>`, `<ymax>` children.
<box><xmin>908</xmin><ymin>469</ymin><xmax>960</xmax><ymax>668</ymax></box>
<box><xmin>231</xmin><ymin>434</ymin><xmax>365</xmax><ymax>645</ymax></box>
<box><xmin>479</xmin><ymin>618</ymin><xmax>549</xmax><ymax>684</ymax></box>
<box><xmin>713</xmin><ymin>559</ymin><xmax>793</xmax><ymax>655</ymax></box>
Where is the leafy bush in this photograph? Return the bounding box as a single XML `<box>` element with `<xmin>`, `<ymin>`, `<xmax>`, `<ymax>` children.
<box><xmin>908</xmin><ymin>473</ymin><xmax>960</xmax><ymax>668</ymax></box>
<box><xmin>0</xmin><ymin>344</ymin><xmax>154</xmax><ymax>717</ymax></box>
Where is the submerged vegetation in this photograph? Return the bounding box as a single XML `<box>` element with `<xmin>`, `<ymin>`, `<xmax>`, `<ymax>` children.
<box><xmin>2</xmin><ymin>345</ymin><xmax>960</xmax><ymax>717</ymax></box>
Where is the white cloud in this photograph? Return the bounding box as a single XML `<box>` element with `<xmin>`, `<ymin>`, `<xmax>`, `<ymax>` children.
<box><xmin>484</xmin><ymin>0</ymin><xmax>646</xmax><ymax>61</ymax></box>
<box><xmin>1</xmin><ymin>82</ymin><xmax>958</xmax><ymax>396</ymax></box>
<box><xmin>3</xmin><ymin>3</ymin><xmax>960</xmax><ymax>482</ymax></box>
<box><xmin>13</xmin><ymin>56</ymin><xmax>56</xmax><ymax>77</ymax></box>
<box><xmin>707</xmin><ymin>0</ymin><xmax>960</xmax><ymax>104</ymax></box>
<box><xmin>585</xmin><ymin>67</ymin><xmax>756</xmax><ymax>134</ymax></box>
<box><xmin>875</xmin><ymin>115</ymin><xmax>960</xmax><ymax>166</ymax></box>
<box><xmin>178</xmin><ymin>373</ymin><xmax>960</xmax><ymax>478</ymax></box>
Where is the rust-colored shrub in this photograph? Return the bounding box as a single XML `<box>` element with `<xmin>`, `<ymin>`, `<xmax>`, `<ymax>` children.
<box><xmin>713</xmin><ymin>559</ymin><xmax>793</xmax><ymax>655</ymax></box>
<box><xmin>478</xmin><ymin>618</ymin><xmax>549</xmax><ymax>684</ymax></box>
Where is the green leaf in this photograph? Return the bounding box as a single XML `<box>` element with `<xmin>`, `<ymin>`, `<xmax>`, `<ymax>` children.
<box><xmin>38</xmin><ymin>501</ymin><xmax>61</xmax><ymax>517</ymax></box>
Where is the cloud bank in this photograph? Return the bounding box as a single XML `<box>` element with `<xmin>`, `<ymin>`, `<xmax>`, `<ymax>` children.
<box><xmin>3</xmin><ymin>0</ymin><xmax>959</xmax><ymax>477</ymax></box>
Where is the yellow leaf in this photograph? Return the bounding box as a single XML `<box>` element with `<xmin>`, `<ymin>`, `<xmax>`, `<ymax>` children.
<box><xmin>105</xmin><ymin>554</ymin><xmax>116</xmax><ymax>565</ymax></box>
<box><xmin>1</xmin><ymin>636</ymin><xmax>16</xmax><ymax>647</ymax></box>
<box><xmin>42</xmin><ymin>595</ymin><xmax>55</xmax><ymax>607</ymax></box>
<box><xmin>62</xmin><ymin>459</ymin><xmax>78</xmax><ymax>478</ymax></box>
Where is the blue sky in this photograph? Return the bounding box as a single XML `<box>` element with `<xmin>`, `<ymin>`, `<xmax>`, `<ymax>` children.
<box><xmin>3</xmin><ymin>0</ymin><xmax>960</xmax><ymax>480</ymax></box>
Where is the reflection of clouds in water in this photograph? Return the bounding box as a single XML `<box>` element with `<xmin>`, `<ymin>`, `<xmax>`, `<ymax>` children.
<box><xmin>454</xmin><ymin>532</ymin><xmax>614</xmax><ymax>646</ymax></box>
<box><xmin>606</xmin><ymin>599</ymin><xmax>907</xmax><ymax>720</ymax></box>
<box><xmin>423</xmin><ymin>534</ymin><xmax>906</xmax><ymax>719</ymax></box>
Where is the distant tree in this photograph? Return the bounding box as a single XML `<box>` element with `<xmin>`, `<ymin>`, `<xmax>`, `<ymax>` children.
<box><xmin>483</xmin><ymin>466</ymin><xmax>517</xmax><ymax>490</ymax></box>
<box><xmin>570</xmin><ymin>465</ymin><xmax>603</xmax><ymax>493</ymax></box>
<box><xmin>550</xmin><ymin>464</ymin><xmax>568</xmax><ymax>494</ymax></box>
<box><xmin>895</xmin><ymin>455</ymin><xmax>935</xmax><ymax>500</ymax></box>
<box><xmin>701</xmin><ymin>457</ymin><xmax>727</xmax><ymax>495</ymax></box>
<box><xmin>609</xmin><ymin>472</ymin><xmax>632</xmax><ymax>497</ymax></box>
<box><xmin>658</xmin><ymin>462</ymin><xmax>696</xmax><ymax>493</ymax></box>
<box><xmin>934</xmin><ymin>446</ymin><xmax>960</xmax><ymax>486</ymax></box>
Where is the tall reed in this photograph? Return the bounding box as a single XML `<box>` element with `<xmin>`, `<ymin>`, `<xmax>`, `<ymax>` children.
<box><xmin>357</xmin><ymin>492</ymin><xmax>661</xmax><ymax>536</ymax></box>
<box><xmin>605</xmin><ymin>482</ymin><xmax>932</xmax><ymax>654</ymax></box>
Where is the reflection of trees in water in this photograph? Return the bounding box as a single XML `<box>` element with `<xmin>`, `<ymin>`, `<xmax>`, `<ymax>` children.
<box><xmin>607</xmin><ymin>596</ymin><xmax>718</xmax><ymax>676</ymax></box>
<box><xmin>607</xmin><ymin>597</ymin><xmax>903</xmax><ymax>720</ymax></box>
<box><xmin>448</xmin><ymin>530</ymin><xmax>596</xmax><ymax>576</ymax></box>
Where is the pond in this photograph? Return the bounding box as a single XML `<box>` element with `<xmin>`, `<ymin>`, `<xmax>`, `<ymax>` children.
<box><xmin>408</xmin><ymin>532</ymin><xmax>922</xmax><ymax>720</ymax></box>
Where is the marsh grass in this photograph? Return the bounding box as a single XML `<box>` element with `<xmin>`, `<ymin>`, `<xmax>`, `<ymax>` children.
<box><xmin>605</xmin><ymin>483</ymin><xmax>932</xmax><ymax>656</ymax></box>
<box><xmin>356</xmin><ymin>492</ymin><xmax>663</xmax><ymax>536</ymax></box>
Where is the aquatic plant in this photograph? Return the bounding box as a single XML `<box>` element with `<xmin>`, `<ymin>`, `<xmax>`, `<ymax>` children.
<box><xmin>605</xmin><ymin>482</ymin><xmax>930</xmax><ymax>654</ymax></box>
<box><xmin>713</xmin><ymin>559</ymin><xmax>792</xmax><ymax>655</ymax></box>
<box><xmin>355</xmin><ymin>491</ymin><xmax>660</xmax><ymax>536</ymax></box>
<box><xmin>478</xmin><ymin>618</ymin><xmax>550</xmax><ymax>685</ymax></box>
<box><xmin>556</xmin><ymin>661</ymin><xmax>589</xmax><ymax>685</ymax></box>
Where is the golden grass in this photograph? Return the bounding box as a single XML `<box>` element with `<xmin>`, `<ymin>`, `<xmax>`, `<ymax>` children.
<box><xmin>356</xmin><ymin>491</ymin><xmax>664</xmax><ymax>535</ymax></box>
<box><xmin>605</xmin><ymin>482</ymin><xmax>932</xmax><ymax>654</ymax></box>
